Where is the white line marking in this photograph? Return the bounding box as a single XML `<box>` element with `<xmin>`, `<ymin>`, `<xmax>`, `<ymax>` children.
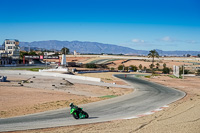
<box><xmin>124</xmin><ymin>116</ymin><xmax>139</xmax><ymax>119</ymax></box>
<box><xmin>123</xmin><ymin>105</ymin><xmax>169</xmax><ymax>120</ymax></box>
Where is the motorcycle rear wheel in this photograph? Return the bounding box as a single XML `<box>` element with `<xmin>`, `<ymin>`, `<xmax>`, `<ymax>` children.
<box><xmin>73</xmin><ymin>111</ymin><xmax>79</xmax><ymax>119</ymax></box>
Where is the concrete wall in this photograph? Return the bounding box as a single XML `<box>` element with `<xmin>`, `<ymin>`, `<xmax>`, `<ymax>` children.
<box><xmin>39</xmin><ymin>68</ymin><xmax>68</xmax><ymax>72</ymax></box>
<box><xmin>76</xmin><ymin>70</ymin><xmax>109</xmax><ymax>74</ymax></box>
<box><xmin>0</xmin><ymin>70</ymin><xmax>101</xmax><ymax>82</ymax></box>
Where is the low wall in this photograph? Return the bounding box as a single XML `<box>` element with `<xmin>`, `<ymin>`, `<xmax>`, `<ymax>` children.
<box><xmin>76</xmin><ymin>70</ymin><xmax>109</xmax><ymax>74</ymax></box>
<box><xmin>39</xmin><ymin>68</ymin><xmax>68</xmax><ymax>72</ymax></box>
<box><xmin>0</xmin><ymin>70</ymin><xmax>101</xmax><ymax>82</ymax></box>
<box><xmin>38</xmin><ymin>72</ymin><xmax>101</xmax><ymax>82</ymax></box>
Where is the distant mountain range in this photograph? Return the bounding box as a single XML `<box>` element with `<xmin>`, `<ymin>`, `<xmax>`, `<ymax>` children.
<box><xmin>19</xmin><ymin>40</ymin><xmax>200</xmax><ymax>56</ymax></box>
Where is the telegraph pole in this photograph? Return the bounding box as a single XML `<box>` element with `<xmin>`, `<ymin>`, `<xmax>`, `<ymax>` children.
<box><xmin>182</xmin><ymin>65</ymin><xmax>185</xmax><ymax>79</ymax></box>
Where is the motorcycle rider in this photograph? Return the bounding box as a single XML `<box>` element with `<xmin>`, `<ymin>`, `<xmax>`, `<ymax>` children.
<box><xmin>69</xmin><ymin>103</ymin><xmax>79</xmax><ymax>109</ymax></box>
<box><xmin>69</xmin><ymin>103</ymin><xmax>81</xmax><ymax>116</ymax></box>
<box><xmin>69</xmin><ymin>103</ymin><xmax>89</xmax><ymax>119</ymax></box>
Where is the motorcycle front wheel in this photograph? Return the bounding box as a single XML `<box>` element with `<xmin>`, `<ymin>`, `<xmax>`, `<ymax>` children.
<box><xmin>83</xmin><ymin>112</ymin><xmax>89</xmax><ymax>118</ymax></box>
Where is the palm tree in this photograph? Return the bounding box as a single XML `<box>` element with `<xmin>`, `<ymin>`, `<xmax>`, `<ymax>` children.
<box><xmin>148</xmin><ymin>50</ymin><xmax>159</xmax><ymax>74</ymax></box>
<box><xmin>148</xmin><ymin>49</ymin><xmax>159</xmax><ymax>66</ymax></box>
<box><xmin>61</xmin><ymin>47</ymin><xmax>69</xmax><ymax>55</ymax></box>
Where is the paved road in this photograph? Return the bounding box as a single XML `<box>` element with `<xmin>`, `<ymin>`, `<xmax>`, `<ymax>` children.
<box><xmin>0</xmin><ymin>74</ymin><xmax>185</xmax><ymax>132</ymax></box>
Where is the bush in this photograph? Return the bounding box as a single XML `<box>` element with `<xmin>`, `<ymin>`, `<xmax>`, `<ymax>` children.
<box><xmin>139</xmin><ymin>64</ymin><xmax>142</xmax><ymax>70</ymax></box>
<box><xmin>162</xmin><ymin>67</ymin><xmax>170</xmax><ymax>74</ymax></box>
<box><xmin>196</xmin><ymin>69</ymin><xmax>200</xmax><ymax>76</ymax></box>
<box><xmin>152</xmin><ymin>74</ymin><xmax>161</xmax><ymax>76</ymax></box>
<box><xmin>129</xmin><ymin>65</ymin><xmax>138</xmax><ymax>71</ymax></box>
<box><xmin>125</xmin><ymin>66</ymin><xmax>129</xmax><ymax>71</ymax></box>
<box><xmin>149</xmin><ymin>64</ymin><xmax>155</xmax><ymax>69</ymax></box>
<box><xmin>110</xmin><ymin>67</ymin><xmax>115</xmax><ymax>71</ymax></box>
<box><xmin>168</xmin><ymin>75</ymin><xmax>179</xmax><ymax>78</ymax></box>
<box><xmin>185</xmin><ymin>70</ymin><xmax>190</xmax><ymax>74</ymax></box>
<box><xmin>163</xmin><ymin>63</ymin><xmax>167</xmax><ymax>68</ymax></box>
<box><xmin>179</xmin><ymin>69</ymin><xmax>190</xmax><ymax>75</ymax></box>
<box><xmin>86</xmin><ymin>63</ymin><xmax>96</xmax><ymax>68</ymax></box>
<box><xmin>118</xmin><ymin>65</ymin><xmax>124</xmax><ymax>70</ymax></box>
<box><xmin>145</xmin><ymin>75</ymin><xmax>151</xmax><ymax>78</ymax></box>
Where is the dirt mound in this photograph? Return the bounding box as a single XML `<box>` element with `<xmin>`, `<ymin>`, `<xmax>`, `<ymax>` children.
<box><xmin>63</xmin><ymin>80</ymin><xmax>74</xmax><ymax>86</ymax></box>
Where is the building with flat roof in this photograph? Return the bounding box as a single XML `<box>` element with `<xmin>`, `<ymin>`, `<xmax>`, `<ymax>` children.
<box><xmin>0</xmin><ymin>39</ymin><xmax>20</xmax><ymax>65</ymax></box>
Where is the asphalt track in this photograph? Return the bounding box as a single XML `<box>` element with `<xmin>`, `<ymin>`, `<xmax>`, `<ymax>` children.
<box><xmin>0</xmin><ymin>74</ymin><xmax>185</xmax><ymax>132</ymax></box>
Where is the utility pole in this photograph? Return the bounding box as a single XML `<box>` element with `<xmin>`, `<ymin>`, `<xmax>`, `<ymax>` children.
<box><xmin>44</xmin><ymin>52</ymin><xmax>47</xmax><ymax>69</ymax></box>
<box><xmin>182</xmin><ymin>65</ymin><xmax>185</xmax><ymax>79</ymax></box>
<box><xmin>46</xmin><ymin>60</ymin><xmax>47</xmax><ymax>69</ymax></box>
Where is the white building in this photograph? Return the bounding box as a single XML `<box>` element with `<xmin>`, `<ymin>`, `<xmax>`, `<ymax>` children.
<box><xmin>0</xmin><ymin>39</ymin><xmax>20</xmax><ymax>65</ymax></box>
<box><xmin>74</xmin><ymin>50</ymin><xmax>80</xmax><ymax>55</ymax></box>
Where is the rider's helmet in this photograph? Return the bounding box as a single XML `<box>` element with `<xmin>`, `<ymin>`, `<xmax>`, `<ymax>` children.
<box><xmin>69</xmin><ymin>103</ymin><xmax>74</xmax><ymax>108</ymax></box>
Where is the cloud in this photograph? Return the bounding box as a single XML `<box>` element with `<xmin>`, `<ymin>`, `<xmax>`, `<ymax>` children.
<box><xmin>132</xmin><ymin>39</ymin><xmax>145</xmax><ymax>43</ymax></box>
<box><xmin>160</xmin><ymin>36</ymin><xmax>175</xmax><ymax>42</ymax></box>
<box><xmin>158</xmin><ymin>36</ymin><xmax>199</xmax><ymax>44</ymax></box>
<box><xmin>185</xmin><ymin>40</ymin><xmax>198</xmax><ymax>44</ymax></box>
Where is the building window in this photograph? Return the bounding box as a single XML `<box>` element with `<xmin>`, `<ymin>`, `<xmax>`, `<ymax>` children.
<box><xmin>6</xmin><ymin>41</ymin><xmax>11</xmax><ymax>44</ymax></box>
<box><xmin>8</xmin><ymin>46</ymin><xmax>13</xmax><ymax>49</ymax></box>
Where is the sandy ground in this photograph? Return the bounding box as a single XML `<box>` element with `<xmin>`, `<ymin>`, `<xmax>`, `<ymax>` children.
<box><xmin>77</xmin><ymin>72</ymin><xmax>130</xmax><ymax>85</ymax></box>
<box><xmin>9</xmin><ymin>74</ymin><xmax>200</xmax><ymax>133</ymax></box>
<box><xmin>45</xmin><ymin>56</ymin><xmax>198</xmax><ymax>73</ymax></box>
<box><xmin>0</xmin><ymin>75</ymin><xmax>132</xmax><ymax>118</ymax></box>
<box><xmin>107</xmin><ymin>59</ymin><xmax>193</xmax><ymax>70</ymax></box>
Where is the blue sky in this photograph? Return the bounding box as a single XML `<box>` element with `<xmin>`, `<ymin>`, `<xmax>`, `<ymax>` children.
<box><xmin>0</xmin><ymin>0</ymin><xmax>200</xmax><ymax>51</ymax></box>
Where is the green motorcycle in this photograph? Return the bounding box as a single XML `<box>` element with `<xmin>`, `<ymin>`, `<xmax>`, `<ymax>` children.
<box><xmin>70</xmin><ymin>106</ymin><xmax>89</xmax><ymax>119</ymax></box>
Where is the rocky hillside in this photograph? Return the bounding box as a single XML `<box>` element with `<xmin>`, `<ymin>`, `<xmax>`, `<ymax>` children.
<box><xmin>19</xmin><ymin>40</ymin><xmax>200</xmax><ymax>56</ymax></box>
